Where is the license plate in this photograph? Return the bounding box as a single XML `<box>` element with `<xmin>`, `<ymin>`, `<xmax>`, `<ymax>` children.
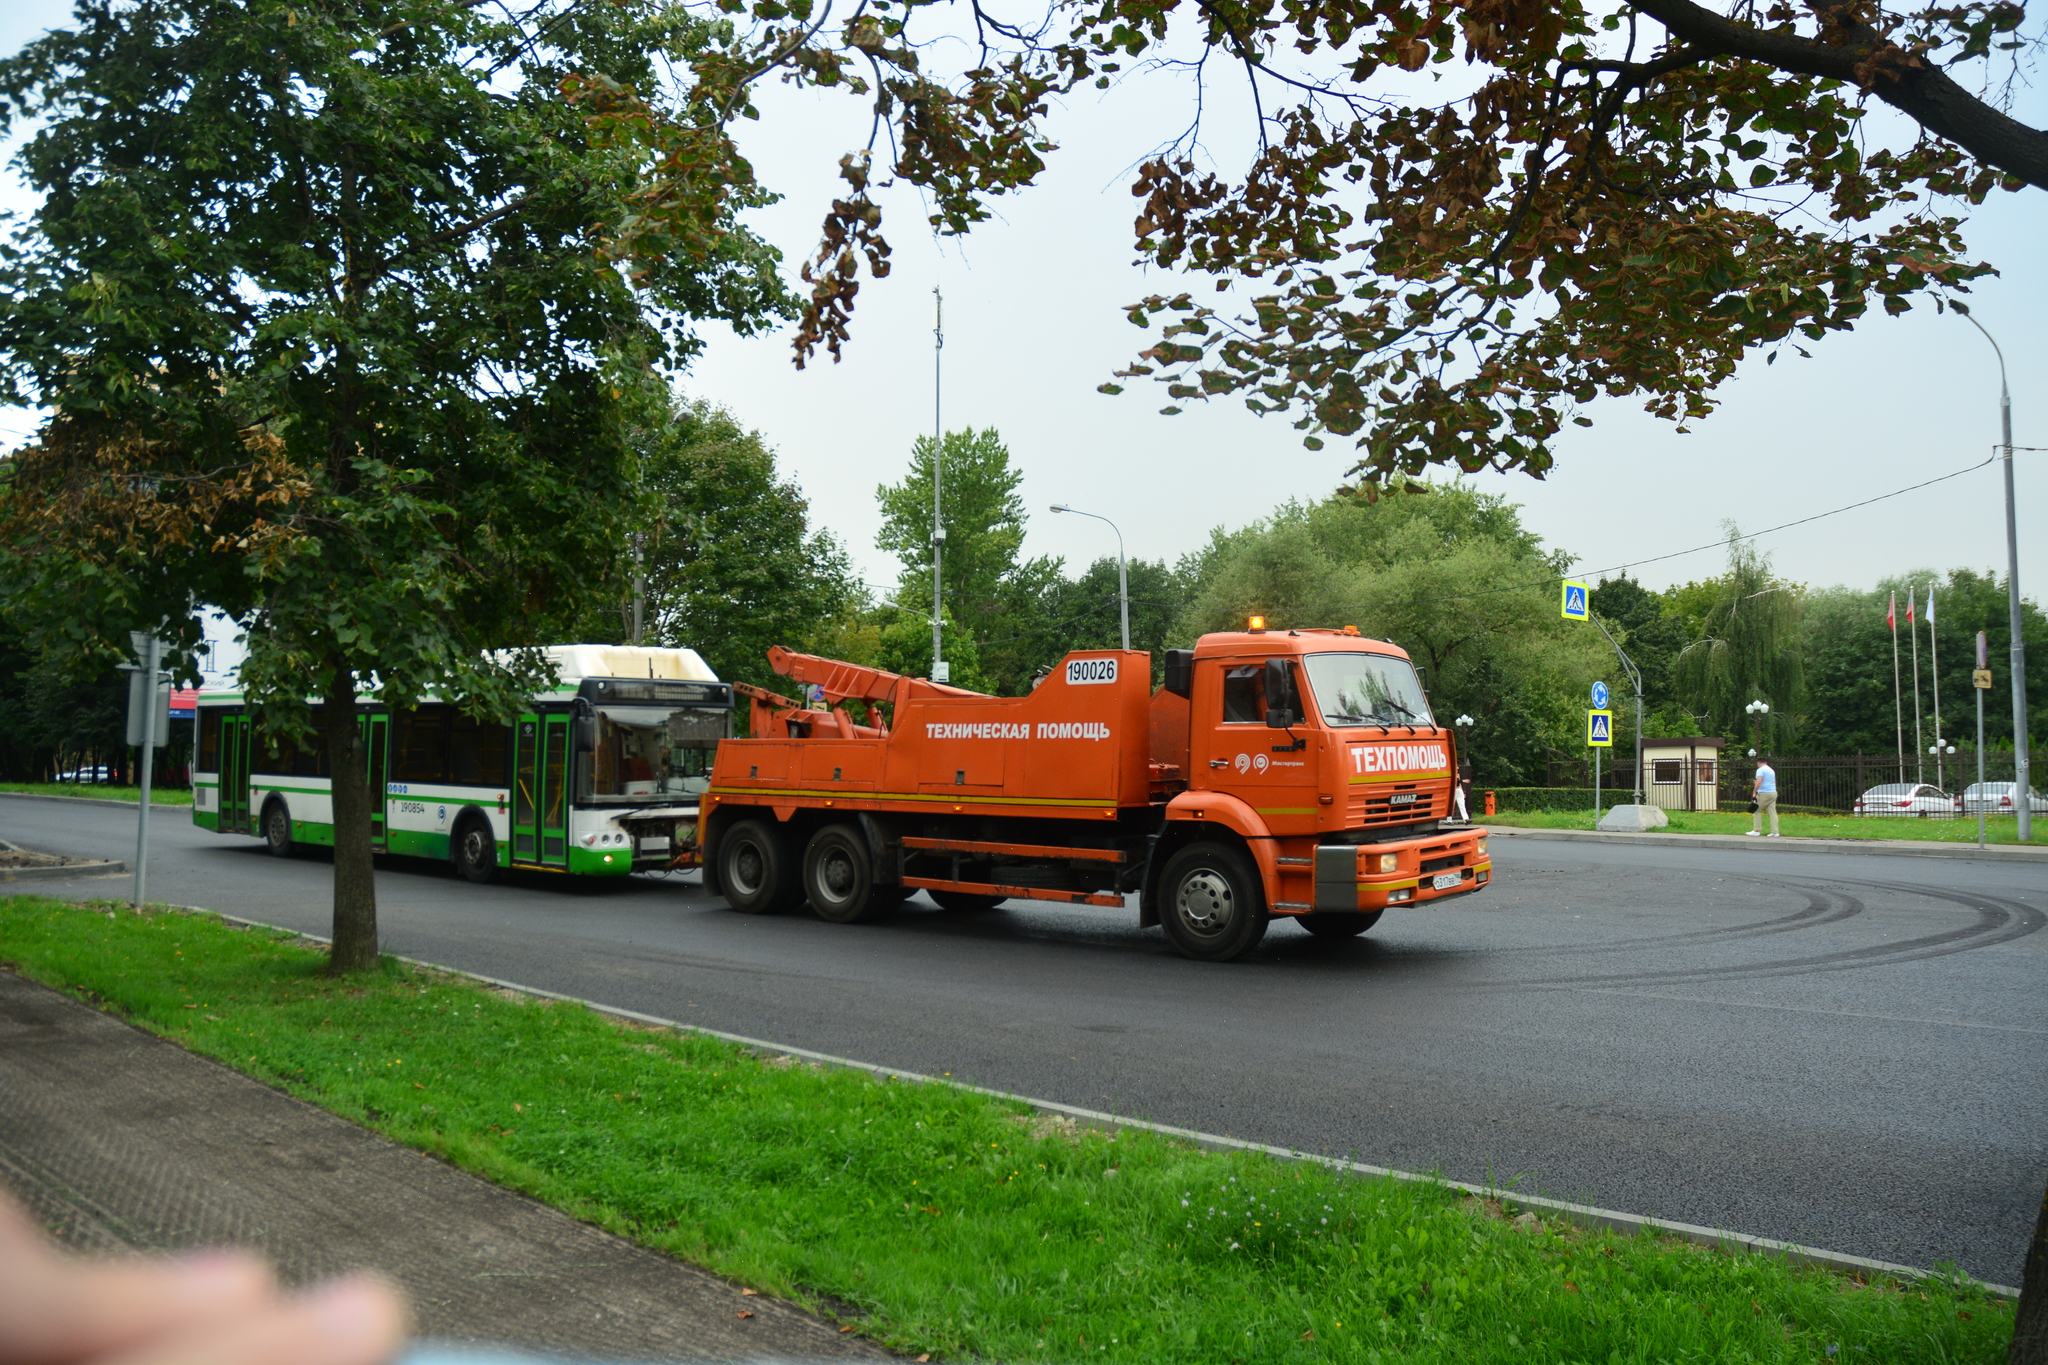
<box><xmin>1388</xmin><ymin>792</ymin><xmax>1417</xmax><ymax>805</ymax></box>
<box><xmin>1431</xmin><ymin>872</ymin><xmax>1463</xmax><ymax>891</ymax></box>
<box><xmin>639</xmin><ymin>837</ymin><xmax>670</xmax><ymax>852</ymax></box>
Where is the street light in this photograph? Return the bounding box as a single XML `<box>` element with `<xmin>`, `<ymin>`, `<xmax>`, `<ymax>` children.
<box><xmin>1050</xmin><ymin>503</ymin><xmax>1129</xmax><ymax>651</ymax></box>
<box><xmin>1962</xmin><ymin>313</ymin><xmax>2030</xmax><ymax>842</ymax></box>
<box><xmin>1745</xmin><ymin>699</ymin><xmax>1770</xmax><ymax>761</ymax></box>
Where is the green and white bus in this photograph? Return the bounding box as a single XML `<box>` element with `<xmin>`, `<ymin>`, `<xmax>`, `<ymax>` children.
<box><xmin>192</xmin><ymin>645</ymin><xmax>732</xmax><ymax>880</ymax></box>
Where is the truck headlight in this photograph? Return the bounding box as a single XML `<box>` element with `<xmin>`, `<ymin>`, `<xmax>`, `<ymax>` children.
<box><xmin>1475</xmin><ymin>836</ymin><xmax>1488</xmax><ymax>856</ymax></box>
<box><xmin>1375</xmin><ymin>852</ymin><xmax>1399</xmax><ymax>874</ymax></box>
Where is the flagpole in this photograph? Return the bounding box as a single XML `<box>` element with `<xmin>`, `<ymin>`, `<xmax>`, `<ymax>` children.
<box><xmin>1909</xmin><ymin>586</ymin><xmax>1924</xmax><ymax>783</ymax></box>
<box><xmin>1890</xmin><ymin>591</ymin><xmax>1904</xmax><ymax>782</ymax></box>
<box><xmin>1927</xmin><ymin>584</ymin><xmax>1943</xmax><ymax>790</ymax></box>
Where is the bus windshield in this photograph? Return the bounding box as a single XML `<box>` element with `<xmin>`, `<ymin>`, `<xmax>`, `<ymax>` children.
<box><xmin>1301</xmin><ymin>652</ymin><xmax>1435</xmax><ymax>729</ymax></box>
<box><xmin>583</xmin><ymin>704</ymin><xmax>728</xmax><ymax>801</ymax></box>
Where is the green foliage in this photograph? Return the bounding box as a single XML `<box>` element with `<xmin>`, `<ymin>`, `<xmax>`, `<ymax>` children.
<box><xmin>875</xmin><ymin>430</ymin><xmax>1061</xmax><ymax>693</ymax></box>
<box><xmin>1176</xmin><ymin>484</ymin><xmax>1607</xmax><ymax>785</ymax></box>
<box><xmin>1025</xmin><ymin>556</ymin><xmax>1200</xmax><ymax>686</ymax></box>
<box><xmin>1672</xmin><ymin>532</ymin><xmax>1806</xmax><ymax>751</ymax></box>
<box><xmin>874</xmin><ymin>605</ymin><xmax>994</xmax><ymax>696</ymax></box>
<box><xmin>0</xmin><ymin>895</ymin><xmax>2019</xmax><ymax>1363</ymax></box>
<box><xmin>0</xmin><ymin>0</ymin><xmax>791</xmax><ymax>965</ymax></box>
<box><xmin>621</xmin><ymin>395</ymin><xmax>859</xmax><ymax>694</ymax></box>
<box><xmin>1802</xmin><ymin>570</ymin><xmax>2047</xmax><ymax>756</ymax></box>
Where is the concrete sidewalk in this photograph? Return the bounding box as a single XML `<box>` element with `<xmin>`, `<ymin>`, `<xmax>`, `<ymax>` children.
<box><xmin>0</xmin><ymin>968</ymin><xmax>888</xmax><ymax>1363</ymax></box>
<box><xmin>1487</xmin><ymin>824</ymin><xmax>2048</xmax><ymax>862</ymax></box>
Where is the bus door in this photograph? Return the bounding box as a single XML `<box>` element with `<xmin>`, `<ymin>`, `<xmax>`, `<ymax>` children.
<box><xmin>511</xmin><ymin>713</ymin><xmax>570</xmax><ymax>869</ymax></box>
<box><xmin>361</xmin><ymin>713</ymin><xmax>390</xmax><ymax>851</ymax></box>
<box><xmin>221</xmin><ymin>713</ymin><xmax>252</xmax><ymax>833</ymax></box>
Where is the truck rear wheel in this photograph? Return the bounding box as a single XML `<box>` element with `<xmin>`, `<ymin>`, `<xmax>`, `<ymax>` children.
<box><xmin>719</xmin><ymin>819</ymin><xmax>801</xmax><ymax>914</ymax></box>
<box><xmin>1159</xmin><ymin>842</ymin><xmax>1269</xmax><ymax>962</ymax></box>
<box><xmin>803</xmin><ymin>824</ymin><xmax>892</xmax><ymax>924</ymax></box>
<box><xmin>1297</xmin><ymin>910</ymin><xmax>1384</xmax><ymax>939</ymax></box>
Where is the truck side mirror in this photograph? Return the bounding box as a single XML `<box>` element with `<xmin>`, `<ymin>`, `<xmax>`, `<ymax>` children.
<box><xmin>1162</xmin><ymin>649</ymin><xmax>1194</xmax><ymax>698</ymax></box>
<box><xmin>1264</xmin><ymin>657</ymin><xmax>1297</xmax><ymax>728</ymax></box>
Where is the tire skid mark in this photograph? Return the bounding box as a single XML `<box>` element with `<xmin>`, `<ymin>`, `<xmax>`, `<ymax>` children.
<box><xmin>1501</xmin><ymin>883</ymin><xmax>1860</xmax><ymax>958</ymax></box>
<box><xmin>1496</xmin><ymin>880</ymin><xmax>2043</xmax><ymax>989</ymax></box>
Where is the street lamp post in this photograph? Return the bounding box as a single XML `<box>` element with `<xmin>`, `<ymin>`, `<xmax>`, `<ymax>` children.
<box><xmin>1744</xmin><ymin>699</ymin><xmax>1770</xmax><ymax>758</ymax></box>
<box><xmin>1050</xmin><ymin>504</ymin><xmax>1130</xmax><ymax>651</ymax></box>
<box><xmin>1962</xmin><ymin>313</ymin><xmax>2030</xmax><ymax>842</ymax></box>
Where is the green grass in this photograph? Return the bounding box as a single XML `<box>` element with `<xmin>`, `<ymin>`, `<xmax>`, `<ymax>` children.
<box><xmin>0</xmin><ymin>782</ymin><xmax>193</xmax><ymax>805</ymax></box>
<box><xmin>1485</xmin><ymin>807</ymin><xmax>2043</xmax><ymax>844</ymax></box>
<box><xmin>0</xmin><ymin>895</ymin><xmax>2015</xmax><ymax>1364</ymax></box>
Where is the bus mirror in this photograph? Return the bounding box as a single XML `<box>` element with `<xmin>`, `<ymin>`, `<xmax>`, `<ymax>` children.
<box><xmin>573</xmin><ymin>704</ymin><xmax>598</xmax><ymax>753</ymax></box>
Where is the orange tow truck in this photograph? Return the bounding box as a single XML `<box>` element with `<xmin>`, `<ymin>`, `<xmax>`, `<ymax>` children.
<box><xmin>700</xmin><ymin>623</ymin><xmax>1490</xmax><ymax>961</ymax></box>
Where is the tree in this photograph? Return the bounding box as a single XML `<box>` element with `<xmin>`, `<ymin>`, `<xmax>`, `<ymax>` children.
<box><xmin>1672</xmin><ymin>533</ymin><xmax>1806</xmax><ymax>750</ymax></box>
<box><xmin>1028</xmin><ymin>556</ymin><xmax>1199</xmax><ymax>685</ymax></box>
<box><xmin>875</xmin><ymin>429</ymin><xmax>1061</xmax><ymax>694</ymax></box>
<box><xmin>620</xmin><ymin>396</ymin><xmax>858</xmax><ymax>694</ymax></box>
<box><xmin>588</xmin><ymin>0</ymin><xmax>2039</xmax><ymax>487</ymax></box>
<box><xmin>1177</xmin><ymin>483</ymin><xmax>1607</xmax><ymax>784</ymax></box>
<box><xmin>1589</xmin><ymin>575</ymin><xmax>1693</xmax><ymax>744</ymax></box>
<box><xmin>0</xmin><ymin>0</ymin><xmax>785</xmax><ymax>970</ymax></box>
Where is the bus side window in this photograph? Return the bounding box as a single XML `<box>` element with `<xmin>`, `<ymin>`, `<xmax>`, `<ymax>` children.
<box><xmin>198</xmin><ymin>710</ymin><xmax>220</xmax><ymax>770</ymax></box>
<box><xmin>297</xmin><ymin>706</ymin><xmax>329</xmax><ymax>777</ymax></box>
<box><xmin>394</xmin><ymin>707</ymin><xmax>448</xmax><ymax>784</ymax></box>
<box><xmin>448</xmin><ymin>712</ymin><xmax>507</xmax><ymax>787</ymax></box>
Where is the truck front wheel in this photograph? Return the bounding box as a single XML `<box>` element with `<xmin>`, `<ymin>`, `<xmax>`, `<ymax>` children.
<box><xmin>719</xmin><ymin>819</ymin><xmax>801</xmax><ymax>914</ymax></box>
<box><xmin>803</xmin><ymin>824</ymin><xmax>891</xmax><ymax>924</ymax></box>
<box><xmin>1159</xmin><ymin>842</ymin><xmax>1269</xmax><ymax>962</ymax></box>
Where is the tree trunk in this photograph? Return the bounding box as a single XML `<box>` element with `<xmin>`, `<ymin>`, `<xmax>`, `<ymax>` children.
<box><xmin>2014</xmin><ymin>1178</ymin><xmax>2048</xmax><ymax>1364</ymax></box>
<box><xmin>323</xmin><ymin>656</ymin><xmax>380</xmax><ymax>976</ymax></box>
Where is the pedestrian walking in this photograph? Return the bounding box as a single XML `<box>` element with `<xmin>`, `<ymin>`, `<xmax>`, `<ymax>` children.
<box><xmin>1453</xmin><ymin>749</ymin><xmax>1473</xmax><ymax>822</ymax></box>
<box><xmin>1748</xmin><ymin>756</ymin><xmax>1780</xmax><ymax>837</ymax></box>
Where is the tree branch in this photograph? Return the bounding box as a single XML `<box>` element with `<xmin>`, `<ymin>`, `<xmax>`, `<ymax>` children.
<box><xmin>1631</xmin><ymin>0</ymin><xmax>2048</xmax><ymax>189</ymax></box>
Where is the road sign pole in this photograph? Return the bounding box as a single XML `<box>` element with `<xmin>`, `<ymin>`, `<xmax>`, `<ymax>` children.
<box><xmin>132</xmin><ymin>634</ymin><xmax>160</xmax><ymax>907</ymax></box>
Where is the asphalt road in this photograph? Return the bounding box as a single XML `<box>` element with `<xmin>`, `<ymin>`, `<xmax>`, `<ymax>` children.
<box><xmin>5</xmin><ymin>794</ymin><xmax>2043</xmax><ymax>1286</ymax></box>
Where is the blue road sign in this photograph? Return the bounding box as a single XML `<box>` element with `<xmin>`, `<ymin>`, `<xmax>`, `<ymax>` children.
<box><xmin>1587</xmin><ymin>709</ymin><xmax>1613</xmax><ymax>747</ymax></box>
<box><xmin>1561</xmin><ymin>581</ymin><xmax>1590</xmax><ymax>621</ymax></box>
<box><xmin>1591</xmin><ymin>680</ymin><xmax>1610</xmax><ymax>709</ymax></box>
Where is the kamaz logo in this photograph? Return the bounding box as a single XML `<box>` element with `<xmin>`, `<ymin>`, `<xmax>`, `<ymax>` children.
<box><xmin>1065</xmin><ymin>658</ymin><xmax>1118</xmax><ymax>685</ymax></box>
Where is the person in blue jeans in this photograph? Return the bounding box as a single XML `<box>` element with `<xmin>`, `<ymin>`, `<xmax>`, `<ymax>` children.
<box><xmin>1748</xmin><ymin>757</ymin><xmax>1780</xmax><ymax>837</ymax></box>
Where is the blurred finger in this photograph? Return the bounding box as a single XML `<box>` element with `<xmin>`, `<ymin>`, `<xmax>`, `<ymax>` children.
<box><xmin>94</xmin><ymin>1274</ymin><xmax>408</xmax><ymax>1365</ymax></box>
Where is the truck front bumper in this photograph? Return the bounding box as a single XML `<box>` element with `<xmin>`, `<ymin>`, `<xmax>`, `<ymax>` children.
<box><xmin>1314</xmin><ymin>828</ymin><xmax>1491</xmax><ymax>911</ymax></box>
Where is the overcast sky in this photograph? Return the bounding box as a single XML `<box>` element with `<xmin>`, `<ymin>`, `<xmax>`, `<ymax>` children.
<box><xmin>3</xmin><ymin>1</ymin><xmax>2041</xmax><ymax>612</ymax></box>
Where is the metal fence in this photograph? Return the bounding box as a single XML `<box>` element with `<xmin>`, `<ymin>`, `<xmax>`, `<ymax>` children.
<box><xmin>1546</xmin><ymin>752</ymin><xmax>2027</xmax><ymax>817</ymax></box>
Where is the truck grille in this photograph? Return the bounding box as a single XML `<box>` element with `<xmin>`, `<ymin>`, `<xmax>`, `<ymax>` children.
<box><xmin>1351</xmin><ymin>788</ymin><xmax>1437</xmax><ymax>825</ymax></box>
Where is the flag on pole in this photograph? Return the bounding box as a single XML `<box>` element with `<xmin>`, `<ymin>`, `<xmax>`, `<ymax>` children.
<box><xmin>1887</xmin><ymin>591</ymin><xmax>1896</xmax><ymax>631</ymax></box>
<box><xmin>1926</xmin><ymin>584</ymin><xmax>1936</xmax><ymax>625</ymax></box>
<box><xmin>1907</xmin><ymin>586</ymin><xmax>1916</xmax><ymax>624</ymax></box>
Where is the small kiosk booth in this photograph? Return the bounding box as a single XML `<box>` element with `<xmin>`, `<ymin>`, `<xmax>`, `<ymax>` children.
<box><xmin>1642</xmin><ymin>737</ymin><xmax>1725</xmax><ymax>812</ymax></box>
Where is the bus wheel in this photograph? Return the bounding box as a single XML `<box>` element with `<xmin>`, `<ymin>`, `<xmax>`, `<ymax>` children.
<box><xmin>262</xmin><ymin>800</ymin><xmax>294</xmax><ymax>858</ymax></box>
<box><xmin>719</xmin><ymin>819</ymin><xmax>800</xmax><ymax>914</ymax></box>
<box><xmin>453</xmin><ymin>817</ymin><xmax>497</xmax><ymax>885</ymax></box>
<box><xmin>929</xmin><ymin>888</ymin><xmax>1006</xmax><ymax>912</ymax></box>
<box><xmin>1159</xmin><ymin>842</ymin><xmax>1269</xmax><ymax>962</ymax></box>
<box><xmin>1296</xmin><ymin>910</ymin><xmax>1384</xmax><ymax>939</ymax></box>
<box><xmin>803</xmin><ymin>824</ymin><xmax>891</xmax><ymax>924</ymax></box>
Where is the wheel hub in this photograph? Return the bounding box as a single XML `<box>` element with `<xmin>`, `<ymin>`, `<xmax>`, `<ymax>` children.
<box><xmin>731</xmin><ymin>846</ymin><xmax>764</xmax><ymax>896</ymax></box>
<box><xmin>818</xmin><ymin>849</ymin><xmax>856</xmax><ymax>901</ymax></box>
<box><xmin>1175</xmin><ymin>870</ymin><xmax>1233</xmax><ymax>933</ymax></box>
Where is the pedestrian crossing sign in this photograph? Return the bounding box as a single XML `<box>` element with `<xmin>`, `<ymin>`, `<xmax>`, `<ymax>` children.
<box><xmin>1587</xmin><ymin>709</ymin><xmax>1613</xmax><ymax>747</ymax></box>
<box><xmin>1561</xmin><ymin>580</ymin><xmax>1590</xmax><ymax>621</ymax></box>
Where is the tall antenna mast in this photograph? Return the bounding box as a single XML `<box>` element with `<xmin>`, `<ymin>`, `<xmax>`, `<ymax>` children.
<box><xmin>931</xmin><ymin>285</ymin><xmax>947</xmax><ymax>682</ymax></box>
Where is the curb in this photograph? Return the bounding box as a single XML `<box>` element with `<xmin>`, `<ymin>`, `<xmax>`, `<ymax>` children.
<box><xmin>0</xmin><ymin>791</ymin><xmax>191</xmax><ymax>810</ymax></box>
<box><xmin>0</xmin><ymin>861</ymin><xmax>128</xmax><ymax>882</ymax></box>
<box><xmin>1490</xmin><ymin>825</ymin><xmax>2047</xmax><ymax>863</ymax></box>
<box><xmin>184</xmin><ymin>906</ymin><xmax>2018</xmax><ymax>1301</ymax></box>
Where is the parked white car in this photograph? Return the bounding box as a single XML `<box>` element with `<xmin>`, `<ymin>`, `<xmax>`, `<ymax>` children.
<box><xmin>1958</xmin><ymin>782</ymin><xmax>2047</xmax><ymax>816</ymax></box>
<box><xmin>1851</xmin><ymin>783</ymin><xmax>1955</xmax><ymax>817</ymax></box>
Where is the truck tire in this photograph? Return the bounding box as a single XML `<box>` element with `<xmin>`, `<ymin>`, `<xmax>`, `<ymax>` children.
<box><xmin>262</xmin><ymin>799</ymin><xmax>294</xmax><ymax>858</ymax></box>
<box><xmin>803</xmin><ymin>824</ymin><xmax>891</xmax><ymax>923</ymax></box>
<box><xmin>452</xmin><ymin>815</ymin><xmax>497</xmax><ymax>885</ymax></box>
<box><xmin>929</xmin><ymin>888</ymin><xmax>1006</xmax><ymax>913</ymax></box>
<box><xmin>1296</xmin><ymin>910</ymin><xmax>1384</xmax><ymax>939</ymax></box>
<box><xmin>720</xmin><ymin>819</ymin><xmax>801</xmax><ymax>914</ymax></box>
<box><xmin>1159</xmin><ymin>842</ymin><xmax>1269</xmax><ymax>961</ymax></box>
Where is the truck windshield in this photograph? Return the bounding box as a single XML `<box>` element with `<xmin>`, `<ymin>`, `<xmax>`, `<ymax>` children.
<box><xmin>1301</xmin><ymin>652</ymin><xmax>1435</xmax><ymax>729</ymax></box>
